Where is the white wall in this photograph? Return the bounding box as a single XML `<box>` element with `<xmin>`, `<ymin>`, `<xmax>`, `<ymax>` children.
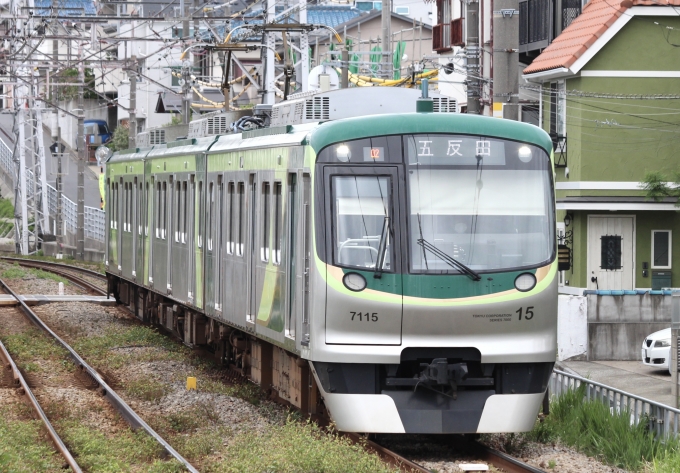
<box><xmin>557</xmin><ymin>295</ymin><xmax>588</xmax><ymax>361</ymax></box>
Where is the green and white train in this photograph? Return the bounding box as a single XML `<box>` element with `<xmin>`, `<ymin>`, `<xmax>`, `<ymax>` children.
<box><xmin>106</xmin><ymin>88</ymin><xmax>558</xmax><ymax>434</ymax></box>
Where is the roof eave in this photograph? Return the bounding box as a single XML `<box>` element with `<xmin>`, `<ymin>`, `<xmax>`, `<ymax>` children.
<box><xmin>522</xmin><ymin>67</ymin><xmax>572</xmax><ymax>83</ymax></box>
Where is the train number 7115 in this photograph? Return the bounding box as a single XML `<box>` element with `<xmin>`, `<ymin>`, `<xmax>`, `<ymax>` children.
<box><xmin>350</xmin><ymin>312</ymin><xmax>378</xmax><ymax>322</ymax></box>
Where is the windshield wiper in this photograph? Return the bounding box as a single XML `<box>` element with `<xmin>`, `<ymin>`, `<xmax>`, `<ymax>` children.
<box><xmin>374</xmin><ymin>216</ymin><xmax>390</xmax><ymax>279</ymax></box>
<box><xmin>416</xmin><ymin>238</ymin><xmax>481</xmax><ymax>281</ymax></box>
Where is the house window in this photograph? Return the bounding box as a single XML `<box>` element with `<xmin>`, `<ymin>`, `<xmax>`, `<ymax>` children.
<box><xmin>433</xmin><ymin>0</ymin><xmax>452</xmax><ymax>51</ymax></box>
<box><xmin>652</xmin><ymin>230</ymin><xmax>672</xmax><ymax>269</ymax></box>
<box><xmin>600</xmin><ymin>235</ymin><xmax>622</xmax><ymax>271</ymax></box>
<box><xmin>395</xmin><ymin>6</ymin><xmax>409</xmax><ymax>15</ymax></box>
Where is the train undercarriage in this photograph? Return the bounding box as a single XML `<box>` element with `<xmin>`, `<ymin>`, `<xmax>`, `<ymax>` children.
<box><xmin>108</xmin><ymin>274</ymin><xmax>327</xmax><ymax>419</ymax></box>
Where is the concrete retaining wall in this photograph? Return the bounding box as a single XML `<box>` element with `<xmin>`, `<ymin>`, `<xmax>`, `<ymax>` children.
<box><xmin>587</xmin><ymin>294</ymin><xmax>671</xmax><ymax>360</ymax></box>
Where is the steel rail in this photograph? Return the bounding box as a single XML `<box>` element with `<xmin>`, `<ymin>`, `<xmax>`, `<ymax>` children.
<box><xmin>0</xmin><ymin>257</ymin><xmax>106</xmax><ymax>280</ymax></box>
<box><xmin>477</xmin><ymin>443</ymin><xmax>547</xmax><ymax>473</ymax></box>
<box><xmin>0</xmin><ymin>277</ymin><xmax>199</xmax><ymax>473</ymax></box>
<box><xmin>0</xmin><ymin>338</ymin><xmax>83</xmax><ymax>472</ymax></box>
<box><xmin>345</xmin><ymin>433</ymin><xmax>430</xmax><ymax>472</ymax></box>
<box><xmin>0</xmin><ymin>258</ymin><xmax>106</xmax><ymax>296</ymax></box>
<box><xmin>366</xmin><ymin>434</ymin><xmax>546</xmax><ymax>473</ymax></box>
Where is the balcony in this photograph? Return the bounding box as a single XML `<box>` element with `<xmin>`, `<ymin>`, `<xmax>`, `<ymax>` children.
<box><xmin>451</xmin><ymin>18</ymin><xmax>464</xmax><ymax>47</ymax></box>
<box><xmin>519</xmin><ymin>0</ymin><xmax>552</xmax><ymax>53</ymax></box>
<box><xmin>433</xmin><ymin>18</ymin><xmax>465</xmax><ymax>53</ymax></box>
<box><xmin>433</xmin><ymin>23</ymin><xmax>452</xmax><ymax>52</ymax></box>
<box><xmin>520</xmin><ymin>0</ymin><xmax>582</xmax><ymax>60</ymax></box>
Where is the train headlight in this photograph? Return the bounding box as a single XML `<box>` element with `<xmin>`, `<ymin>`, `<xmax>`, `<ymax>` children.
<box><xmin>343</xmin><ymin>272</ymin><xmax>367</xmax><ymax>292</ymax></box>
<box><xmin>336</xmin><ymin>144</ymin><xmax>351</xmax><ymax>162</ymax></box>
<box><xmin>518</xmin><ymin>146</ymin><xmax>533</xmax><ymax>163</ymax></box>
<box><xmin>514</xmin><ymin>272</ymin><xmax>537</xmax><ymax>292</ymax></box>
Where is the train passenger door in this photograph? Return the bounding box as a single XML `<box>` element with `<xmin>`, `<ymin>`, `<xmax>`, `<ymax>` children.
<box><xmin>323</xmin><ymin>166</ymin><xmax>404</xmax><ymax>345</ymax></box>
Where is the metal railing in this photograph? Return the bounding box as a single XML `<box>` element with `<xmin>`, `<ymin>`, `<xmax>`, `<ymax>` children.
<box><xmin>551</xmin><ymin>369</ymin><xmax>680</xmax><ymax>438</ymax></box>
<box><xmin>0</xmin><ymin>136</ymin><xmax>105</xmax><ymax>242</ymax></box>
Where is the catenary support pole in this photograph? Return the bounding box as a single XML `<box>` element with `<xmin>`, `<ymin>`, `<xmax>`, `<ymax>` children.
<box><xmin>492</xmin><ymin>0</ymin><xmax>520</xmax><ymax>120</ymax></box>
<box><xmin>76</xmin><ymin>45</ymin><xmax>85</xmax><ymax>260</ymax></box>
<box><xmin>466</xmin><ymin>0</ymin><xmax>480</xmax><ymax>114</ymax></box>
<box><xmin>129</xmin><ymin>56</ymin><xmax>137</xmax><ymax>149</ymax></box>
<box><xmin>381</xmin><ymin>0</ymin><xmax>392</xmax><ymax>78</ymax></box>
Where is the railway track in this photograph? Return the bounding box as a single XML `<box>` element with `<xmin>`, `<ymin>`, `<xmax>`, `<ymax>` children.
<box><xmin>0</xmin><ymin>273</ymin><xmax>198</xmax><ymax>473</ymax></box>
<box><xmin>365</xmin><ymin>434</ymin><xmax>546</xmax><ymax>473</ymax></box>
<box><xmin>0</xmin><ymin>334</ymin><xmax>81</xmax><ymax>471</ymax></box>
<box><xmin>0</xmin><ymin>257</ymin><xmax>107</xmax><ymax>296</ymax></box>
<box><xmin>4</xmin><ymin>258</ymin><xmax>546</xmax><ymax>473</ymax></box>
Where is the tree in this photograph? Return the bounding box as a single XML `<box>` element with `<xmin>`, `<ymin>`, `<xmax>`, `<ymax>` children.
<box><xmin>108</xmin><ymin>125</ymin><xmax>129</xmax><ymax>152</ymax></box>
<box><xmin>642</xmin><ymin>171</ymin><xmax>680</xmax><ymax>206</ymax></box>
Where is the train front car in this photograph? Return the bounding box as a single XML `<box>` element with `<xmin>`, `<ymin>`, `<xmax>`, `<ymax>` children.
<box><xmin>306</xmin><ymin>113</ymin><xmax>557</xmax><ymax>434</ymax></box>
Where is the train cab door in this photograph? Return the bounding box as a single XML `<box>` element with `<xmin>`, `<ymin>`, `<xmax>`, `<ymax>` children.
<box><xmin>322</xmin><ymin>166</ymin><xmax>405</xmax><ymax>345</ymax></box>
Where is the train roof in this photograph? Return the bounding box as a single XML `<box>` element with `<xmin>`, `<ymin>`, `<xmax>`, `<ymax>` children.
<box><xmin>308</xmin><ymin>113</ymin><xmax>554</xmax><ymax>155</ymax></box>
<box><xmin>109</xmin><ymin>111</ymin><xmax>553</xmax><ymax>164</ymax></box>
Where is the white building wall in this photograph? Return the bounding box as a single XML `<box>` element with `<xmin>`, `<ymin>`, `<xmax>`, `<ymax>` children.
<box><xmin>557</xmin><ymin>295</ymin><xmax>588</xmax><ymax>361</ymax></box>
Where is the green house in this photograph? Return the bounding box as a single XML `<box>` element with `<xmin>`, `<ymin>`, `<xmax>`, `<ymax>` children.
<box><xmin>523</xmin><ymin>0</ymin><xmax>680</xmax><ymax>293</ymax></box>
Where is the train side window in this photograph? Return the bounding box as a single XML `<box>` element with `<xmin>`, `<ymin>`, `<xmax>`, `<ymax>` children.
<box><xmin>146</xmin><ymin>182</ymin><xmax>150</xmax><ymax>236</ymax></box>
<box><xmin>236</xmin><ymin>182</ymin><xmax>244</xmax><ymax>256</ymax></box>
<box><xmin>182</xmin><ymin>181</ymin><xmax>188</xmax><ymax>243</ymax></box>
<box><xmin>127</xmin><ymin>182</ymin><xmax>132</xmax><ymax>233</ymax></box>
<box><xmin>175</xmin><ymin>181</ymin><xmax>183</xmax><ymax>243</ymax></box>
<box><xmin>207</xmin><ymin>182</ymin><xmax>214</xmax><ymax>252</ymax></box>
<box><xmin>217</xmin><ymin>178</ymin><xmax>224</xmax><ymax>254</ymax></box>
<box><xmin>155</xmin><ymin>182</ymin><xmax>160</xmax><ymax>238</ymax></box>
<box><xmin>137</xmin><ymin>181</ymin><xmax>142</xmax><ymax>235</ymax></box>
<box><xmin>261</xmin><ymin>182</ymin><xmax>270</xmax><ymax>262</ymax></box>
<box><xmin>227</xmin><ymin>182</ymin><xmax>235</xmax><ymax>254</ymax></box>
<box><xmin>162</xmin><ymin>181</ymin><xmax>167</xmax><ymax>240</ymax></box>
<box><xmin>107</xmin><ymin>180</ymin><xmax>112</xmax><ymax>229</ymax></box>
<box><xmin>197</xmin><ymin>181</ymin><xmax>203</xmax><ymax>248</ymax></box>
<box><xmin>273</xmin><ymin>182</ymin><xmax>282</xmax><ymax>265</ymax></box>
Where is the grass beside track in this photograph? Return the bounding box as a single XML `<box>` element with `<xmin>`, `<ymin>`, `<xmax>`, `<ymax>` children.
<box><xmin>54</xmin><ymin>316</ymin><xmax>397</xmax><ymax>473</ymax></box>
<box><xmin>3</xmin><ymin>255</ymin><xmax>106</xmax><ymax>275</ymax></box>
<box><xmin>0</xmin><ymin>405</ymin><xmax>64</xmax><ymax>472</ymax></box>
<box><xmin>518</xmin><ymin>385</ymin><xmax>680</xmax><ymax>472</ymax></box>
<box><xmin>1</xmin><ymin>263</ymin><xmax>69</xmax><ymax>285</ymax></box>
<box><xmin>0</xmin><ymin>320</ymin><xmax>180</xmax><ymax>471</ymax></box>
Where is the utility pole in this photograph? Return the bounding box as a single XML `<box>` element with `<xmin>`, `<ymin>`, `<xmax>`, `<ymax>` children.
<box><xmin>492</xmin><ymin>3</ymin><xmax>520</xmax><ymax>120</ymax></box>
<box><xmin>381</xmin><ymin>0</ymin><xmax>392</xmax><ymax>78</ymax></box>
<box><xmin>263</xmin><ymin>0</ymin><xmax>275</xmax><ymax>104</ymax></box>
<box><xmin>56</xmin><ymin>127</ymin><xmax>63</xmax><ymax>253</ymax></box>
<box><xmin>76</xmin><ymin>44</ymin><xmax>85</xmax><ymax>260</ymax></box>
<box><xmin>466</xmin><ymin>0</ymin><xmax>481</xmax><ymax>114</ymax></box>
<box><xmin>129</xmin><ymin>56</ymin><xmax>137</xmax><ymax>149</ymax></box>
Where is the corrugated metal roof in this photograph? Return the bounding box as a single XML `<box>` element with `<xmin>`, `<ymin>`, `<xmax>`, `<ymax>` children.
<box><xmin>35</xmin><ymin>0</ymin><xmax>96</xmax><ymax>16</ymax></box>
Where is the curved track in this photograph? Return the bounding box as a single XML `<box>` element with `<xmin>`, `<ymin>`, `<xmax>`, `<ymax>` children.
<box><xmin>0</xmin><ymin>257</ymin><xmax>107</xmax><ymax>295</ymax></box>
<box><xmin>5</xmin><ymin>258</ymin><xmax>545</xmax><ymax>473</ymax></box>
<box><xmin>0</xmin><ymin>274</ymin><xmax>198</xmax><ymax>473</ymax></box>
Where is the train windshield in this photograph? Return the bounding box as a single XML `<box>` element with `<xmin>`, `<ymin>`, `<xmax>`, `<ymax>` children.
<box><xmin>405</xmin><ymin>134</ymin><xmax>554</xmax><ymax>273</ymax></box>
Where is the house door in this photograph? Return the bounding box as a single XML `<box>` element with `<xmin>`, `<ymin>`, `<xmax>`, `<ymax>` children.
<box><xmin>587</xmin><ymin>215</ymin><xmax>635</xmax><ymax>290</ymax></box>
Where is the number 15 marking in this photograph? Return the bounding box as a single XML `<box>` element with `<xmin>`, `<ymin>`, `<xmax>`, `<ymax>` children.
<box><xmin>516</xmin><ymin>306</ymin><xmax>535</xmax><ymax>320</ymax></box>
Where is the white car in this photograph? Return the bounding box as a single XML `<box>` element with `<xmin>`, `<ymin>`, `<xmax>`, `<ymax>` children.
<box><xmin>641</xmin><ymin>328</ymin><xmax>672</xmax><ymax>374</ymax></box>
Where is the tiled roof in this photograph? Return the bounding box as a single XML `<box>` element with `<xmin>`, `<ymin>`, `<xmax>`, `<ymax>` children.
<box><xmin>35</xmin><ymin>0</ymin><xmax>96</xmax><ymax>16</ymax></box>
<box><xmin>523</xmin><ymin>0</ymin><xmax>680</xmax><ymax>74</ymax></box>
